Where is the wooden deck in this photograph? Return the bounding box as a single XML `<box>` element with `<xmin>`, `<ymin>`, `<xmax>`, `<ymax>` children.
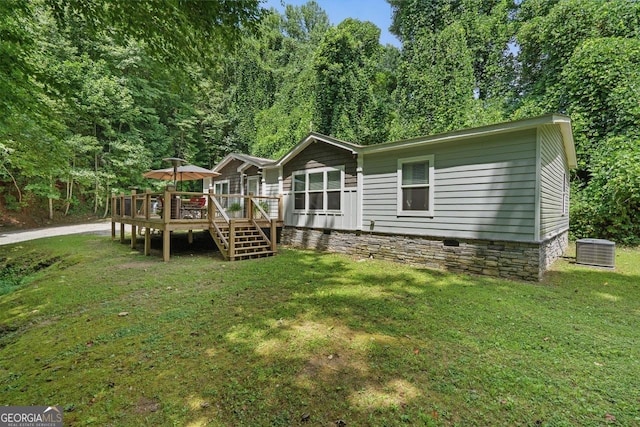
<box><xmin>111</xmin><ymin>190</ymin><xmax>283</xmax><ymax>261</ymax></box>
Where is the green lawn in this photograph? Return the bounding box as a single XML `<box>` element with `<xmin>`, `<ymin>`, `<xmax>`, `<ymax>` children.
<box><xmin>1</xmin><ymin>233</ymin><xmax>638</xmax><ymax>426</ymax></box>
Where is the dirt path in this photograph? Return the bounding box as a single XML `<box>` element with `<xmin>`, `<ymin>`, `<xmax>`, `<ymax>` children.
<box><xmin>0</xmin><ymin>220</ymin><xmax>112</xmax><ymax>246</ymax></box>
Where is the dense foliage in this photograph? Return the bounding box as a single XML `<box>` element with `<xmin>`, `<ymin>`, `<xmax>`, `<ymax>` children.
<box><xmin>1</xmin><ymin>0</ymin><xmax>638</xmax><ymax>243</ymax></box>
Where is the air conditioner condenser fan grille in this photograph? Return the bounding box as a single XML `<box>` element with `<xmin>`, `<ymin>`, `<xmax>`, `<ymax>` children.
<box><xmin>576</xmin><ymin>238</ymin><xmax>615</xmax><ymax>268</ymax></box>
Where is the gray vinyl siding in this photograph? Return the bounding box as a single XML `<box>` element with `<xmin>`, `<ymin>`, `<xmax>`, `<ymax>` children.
<box><xmin>362</xmin><ymin>129</ymin><xmax>538</xmax><ymax>242</ymax></box>
<box><xmin>539</xmin><ymin>125</ymin><xmax>569</xmax><ymax>239</ymax></box>
<box><xmin>282</xmin><ymin>142</ymin><xmax>357</xmax><ymax>191</ymax></box>
<box><xmin>263</xmin><ymin>167</ymin><xmax>280</xmax><ymax>197</ymax></box>
<box><xmin>213</xmin><ymin>159</ymin><xmax>244</xmax><ymax>194</ymax></box>
<box><xmin>282</xmin><ymin>142</ymin><xmax>359</xmax><ymax>230</ymax></box>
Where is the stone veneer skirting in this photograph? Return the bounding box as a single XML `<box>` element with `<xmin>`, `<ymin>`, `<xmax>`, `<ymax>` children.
<box><xmin>281</xmin><ymin>227</ymin><xmax>569</xmax><ymax>281</ymax></box>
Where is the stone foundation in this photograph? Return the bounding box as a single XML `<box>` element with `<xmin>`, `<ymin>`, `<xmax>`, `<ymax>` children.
<box><xmin>281</xmin><ymin>227</ymin><xmax>569</xmax><ymax>281</ymax></box>
<box><xmin>539</xmin><ymin>231</ymin><xmax>569</xmax><ymax>272</ymax></box>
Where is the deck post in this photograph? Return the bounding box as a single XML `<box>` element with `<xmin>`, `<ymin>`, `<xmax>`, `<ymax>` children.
<box><xmin>119</xmin><ymin>192</ymin><xmax>125</xmax><ymax>243</ymax></box>
<box><xmin>145</xmin><ymin>189</ymin><xmax>151</xmax><ymax>220</ymax></box>
<box><xmin>188</xmin><ymin>230</ymin><xmax>193</xmax><ymax>244</ymax></box>
<box><xmin>144</xmin><ymin>227</ymin><xmax>151</xmax><ymax>256</ymax></box>
<box><xmin>208</xmin><ymin>189</ymin><xmax>215</xmax><ymax>221</ymax></box>
<box><xmin>130</xmin><ymin>190</ymin><xmax>137</xmax><ymax>249</ymax></box>
<box><xmin>111</xmin><ymin>194</ymin><xmax>116</xmax><ymax>239</ymax></box>
<box><xmin>278</xmin><ymin>196</ymin><xmax>283</xmax><ymax>222</ymax></box>
<box><xmin>247</xmin><ymin>196</ymin><xmax>253</xmax><ymax>221</ymax></box>
<box><xmin>162</xmin><ymin>187</ymin><xmax>171</xmax><ymax>261</ymax></box>
<box><xmin>270</xmin><ymin>219</ymin><xmax>277</xmax><ymax>253</ymax></box>
<box><xmin>229</xmin><ymin>219</ymin><xmax>236</xmax><ymax>260</ymax></box>
<box><xmin>162</xmin><ymin>229</ymin><xmax>170</xmax><ymax>261</ymax></box>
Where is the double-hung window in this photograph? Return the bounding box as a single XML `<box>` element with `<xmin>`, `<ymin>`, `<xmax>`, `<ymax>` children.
<box><xmin>293</xmin><ymin>167</ymin><xmax>343</xmax><ymax>212</ymax></box>
<box><xmin>397</xmin><ymin>155</ymin><xmax>434</xmax><ymax>216</ymax></box>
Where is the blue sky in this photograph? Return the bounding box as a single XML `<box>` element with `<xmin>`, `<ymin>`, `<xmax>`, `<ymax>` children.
<box><xmin>262</xmin><ymin>0</ymin><xmax>400</xmax><ymax>47</ymax></box>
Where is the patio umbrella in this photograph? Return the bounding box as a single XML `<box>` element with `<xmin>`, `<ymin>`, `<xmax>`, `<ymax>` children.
<box><xmin>143</xmin><ymin>164</ymin><xmax>220</xmax><ymax>182</ymax></box>
<box><xmin>163</xmin><ymin>157</ymin><xmax>186</xmax><ymax>187</ymax></box>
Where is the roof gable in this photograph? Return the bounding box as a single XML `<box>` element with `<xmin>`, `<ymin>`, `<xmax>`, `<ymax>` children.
<box><xmin>273</xmin><ymin>132</ymin><xmax>362</xmax><ymax>167</ymax></box>
<box><xmin>213</xmin><ymin>153</ymin><xmax>275</xmax><ymax>173</ymax></box>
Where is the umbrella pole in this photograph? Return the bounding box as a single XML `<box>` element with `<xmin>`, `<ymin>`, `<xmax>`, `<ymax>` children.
<box><xmin>173</xmin><ymin>165</ymin><xmax>177</xmax><ymax>188</ymax></box>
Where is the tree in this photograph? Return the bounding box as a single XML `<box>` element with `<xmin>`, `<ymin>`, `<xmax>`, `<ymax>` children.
<box><xmin>561</xmin><ymin>37</ymin><xmax>640</xmax><ymax>172</ymax></box>
<box><xmin>312</xmin><ymin>19</ymin><xmax>393</xmax><ymax>144</ymax></box>
<box><xmin>389</xmin><ymin>0</ymin><xmax>516</xmax><ymax>102</ymax></box>
<box><xmin>392</xmin><ymin>22</ymin><xmax>475</xmax><ymax>138</ymax></box>
<box><xmin>514</xmin><ymin>0</ymin><xmax>640</xmax><ymax>241</ymax></box>
<box><xmin>45</xmin><ymin>0</ymin><xmax>264</xmax><ymax>65</ymax></box>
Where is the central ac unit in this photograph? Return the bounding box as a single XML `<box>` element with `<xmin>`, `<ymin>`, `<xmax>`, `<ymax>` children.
<box><xmin>576</xmin><ymin>238</ymin><xmax>615</xmax><ymax>268</ymax></box>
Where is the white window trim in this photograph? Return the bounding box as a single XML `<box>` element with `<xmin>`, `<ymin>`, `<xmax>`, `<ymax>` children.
<box><xmin>292</xmin><ymin>166</ymin><xmax>344</xmax><ymax>213</ymax></box>
<box><xmin>214</xmin><ymin>179</ymin><xmax>229</xmax><ymax>194</ymax></box>
<box><xmin>397</xmin><ymin>155</ymin><xmax>435</xmax><ymax>217</ymax></box>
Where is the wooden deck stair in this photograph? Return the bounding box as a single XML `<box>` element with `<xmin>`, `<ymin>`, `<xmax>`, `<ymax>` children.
<box><xmin>209</xmin><ymin>220</ymin><xmax>276</xmax><ymax>261</ymax></box>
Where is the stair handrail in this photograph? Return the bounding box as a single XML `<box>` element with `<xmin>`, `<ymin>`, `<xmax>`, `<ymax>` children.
<box><xmin>208</xmin><ymin>194</ymin><xmax>230</xmax><ymax>224</ymax></box>
<box><xmin>211</xmin><ymin>221</ymin><xmax>229</xmax><ymax>249</ymax></box>
<box><xmin>250</xmin><ymin>219</ymin><xmax>271</xmax><ymax>246</ymax></box>
<box><xmin>250</xmin><ymin>196</ymin><xmax>270</xmax><ymax>220</ymax></box>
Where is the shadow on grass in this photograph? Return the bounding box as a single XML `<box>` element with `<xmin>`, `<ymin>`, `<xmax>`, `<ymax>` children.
<box><xmin>124</xmin><ymin>230</ymin><xmax>221</xmax><ymax>258</ymax></box>
<box><xmin>183</xmin><ymin>251</ymin><xmax>640</xmax><ymax>425</ymax></box>
<box><xmin>4</xmin><ymin>243</ymin><xmax>639</xmax><ymax>426</ymax></box>
<box><xmin>181</xmin><ymin>251</ymin><xmax>504</xmax><ymax>425</ymax></box>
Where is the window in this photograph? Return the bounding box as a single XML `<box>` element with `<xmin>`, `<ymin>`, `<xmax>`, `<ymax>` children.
<box><xmin>214</xmin><ymin>180</ymin><xmax>229</xmax><ymax>208</ymax></box>
<box><xmin>293</xmin><ymin>167</ymin><xmax>343</xmax><ymax>212</ymax></box>
<box><xmin>397</xmin><ymin>155</ymin><xmax>434</xmax><ymax>216</ymax></box>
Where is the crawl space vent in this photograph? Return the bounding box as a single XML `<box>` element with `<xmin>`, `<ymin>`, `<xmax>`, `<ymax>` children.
<box><xmin>576</xmin><ymin>238</ymin><xmax>615</xmax><ymax>268</ymax></box>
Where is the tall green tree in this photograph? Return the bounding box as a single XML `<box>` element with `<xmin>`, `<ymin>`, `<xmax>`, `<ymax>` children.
<box><xmin>252</xmin><ymin>2</ymin><xmax>331</xmax><ymax>158</ymax></box>
<box><xmin>389</xmin><ymin>0</ymin><xmax>516</xmax><ymax>102</ymax></box>
<box><xmin>45</xmin><ymin>0</ymin><xmax>263</xmax><ymax>65</ymax></box>
<box><xmin>514</xmin><ymin>0</ymin><xmax>640</xmax><ymax>242</ymax></box>
<box><xmin>312</xmin><ymin>19</ymin><xmax>393</xmax><ymax>144</ymax></box>
<box><xmin>392</xmin><ymin>22</ymin><xmax>475</xmax><ymax>138</ymax></box>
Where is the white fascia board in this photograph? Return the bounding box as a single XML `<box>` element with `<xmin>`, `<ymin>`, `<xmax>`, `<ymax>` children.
<box><xmin>237</xmin><ymin>162</ymin><xmax>254</xmax><ymax>173</ymax></box>
<box><xmin>275</xmin><ymin>133</ymin><xmax>362</xmax><ymax>167</ymax></box>
<box><xmin>552</xmin><ymin>115</ymin><xmax>578</xmax><ymax>169</ymax></box>
<box><xmin>212</xmin><ymin>154</ymin><xmax>237</xmax><ymax>173</ymax></box>
<box><xmin>362</xmin><ymin>114</ymin><xmax>575</xmax><ymax>158</ymax></box>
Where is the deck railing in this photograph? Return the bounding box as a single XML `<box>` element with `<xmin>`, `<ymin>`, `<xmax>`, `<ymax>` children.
<box><xmin>111</xmin><ymin>189</ymin><xmax>282</xmax><ymax>224</ymax></box>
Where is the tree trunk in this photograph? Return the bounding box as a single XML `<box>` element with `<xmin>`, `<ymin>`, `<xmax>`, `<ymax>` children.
<box><xmin>2</xmin><ymin>165</ymin><xmax>22</xmax><ymax>204</ymax></box>
<box><xmin>64</xmin><ymin>177</ymin><xmax>72</xmax><ymax>216</ymax></box>
<box><xmin>94</xmin><ymin>151</ymin><xmax>99</xmax><ymax>214</ymax></box>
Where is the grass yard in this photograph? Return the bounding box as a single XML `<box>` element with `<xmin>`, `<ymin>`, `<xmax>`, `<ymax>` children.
<box><xmin>0</xmin><ymin>233</ymin><xmax>638</xmax><ymax>426</ymax></box>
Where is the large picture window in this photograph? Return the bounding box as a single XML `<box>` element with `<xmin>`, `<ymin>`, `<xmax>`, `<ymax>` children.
<box><xmin>293</xmin><ymin>167</ymin><xmax>343</xmax><ymax>212</ymax></box>
<box><xmin>397</xmin><ymin>155</ymin><xmax>434</xmax><ymax>216</ymax></box>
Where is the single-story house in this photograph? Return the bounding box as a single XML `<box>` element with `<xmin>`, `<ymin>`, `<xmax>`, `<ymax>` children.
<box><xmin>210</xmin><ymin>114</ymin><xmax>576</xmax><ymax>281</ymax></box>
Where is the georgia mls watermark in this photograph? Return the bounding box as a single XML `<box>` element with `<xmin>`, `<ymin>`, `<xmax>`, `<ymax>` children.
<box><xmin>0</xmin><ymin>406</ymin><xmax>63</xmax><ymax>427</ymax></box>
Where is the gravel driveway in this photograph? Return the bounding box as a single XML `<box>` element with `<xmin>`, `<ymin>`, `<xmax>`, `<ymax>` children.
<box><xmin>0</xmin><ymin>220</ymin><xmax>113</xmax><ymax>246</ymax></box>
